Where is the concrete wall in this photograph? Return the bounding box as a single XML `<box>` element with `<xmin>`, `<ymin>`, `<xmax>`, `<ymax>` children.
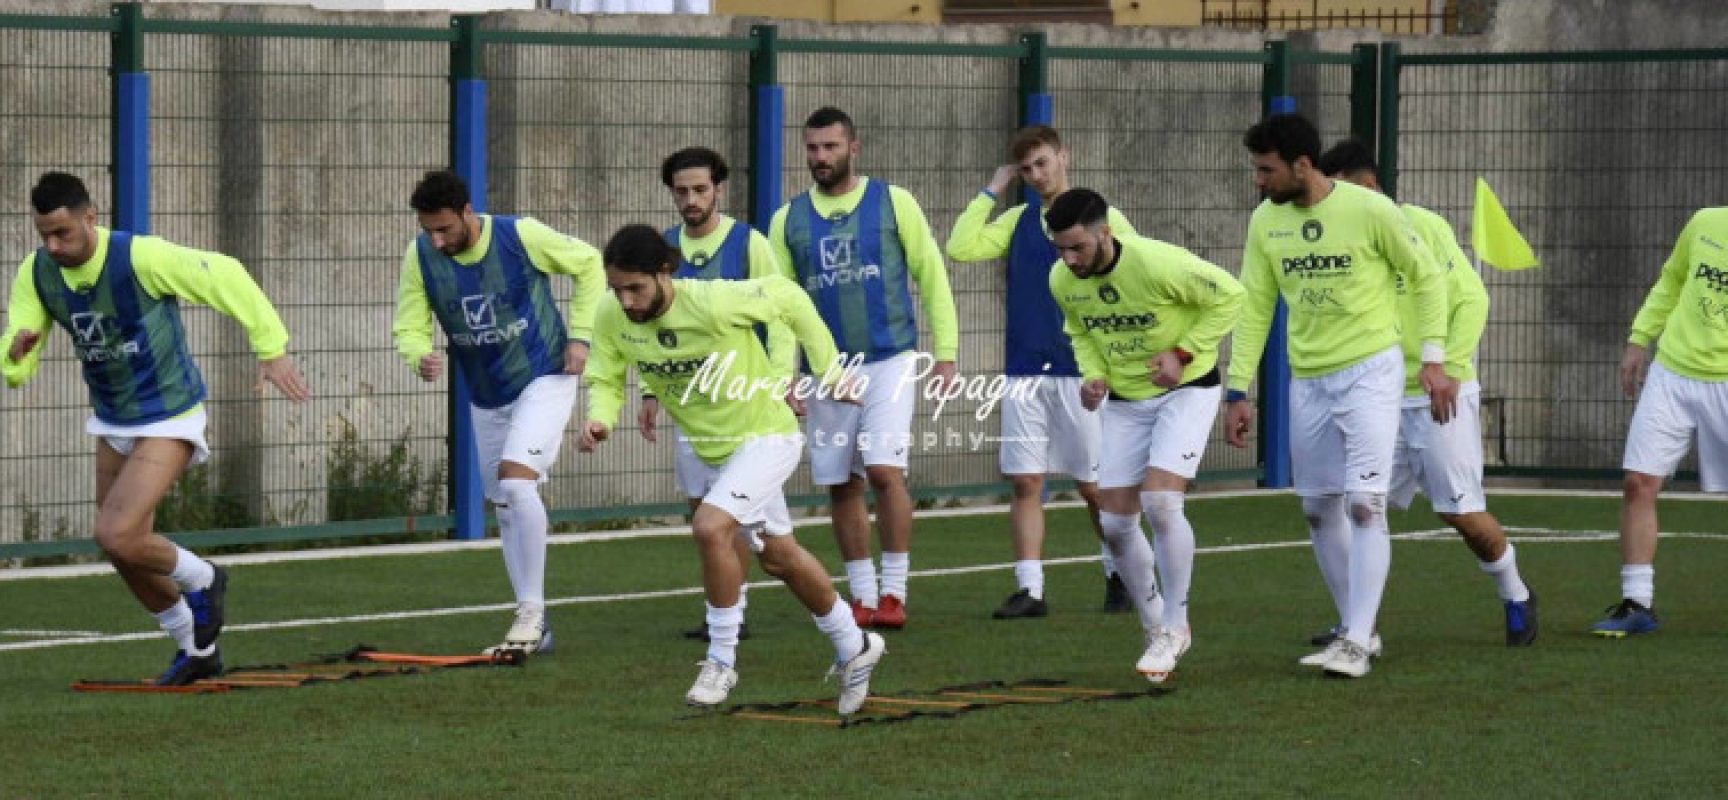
<box><xmin>4</xmin><ymin>0</ymin><xmax>1728</xmax><ymax>544</ymax></box>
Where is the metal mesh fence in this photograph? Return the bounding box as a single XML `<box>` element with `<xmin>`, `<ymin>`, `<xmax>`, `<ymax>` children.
<box><xmin>1397</xmin><ymin>56</ymin><xmax>1728</xmax><ymax>475</ymax></box>
<box><xmin>1049</xmin><ymin>55</ymin><xmax>1264</xmax><ymax>478</ymax></box>
<box><xmin>0</xmin><ymin>24</ymin><xmax>113</xmax><ymax>545</ymax></box>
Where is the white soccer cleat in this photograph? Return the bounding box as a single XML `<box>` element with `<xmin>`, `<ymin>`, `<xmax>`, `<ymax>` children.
<box><xmin>1135</xmin><ymin>627</ymin><xmax>1191</xmax><ymax>683</ymax></box>
<box><xmin>1298</xmin><ymin>632</ymin><xmax>1381</xmax><ymax>667</ymax></box>
<box><xmin>829</xmin><ymin>631</ymin><xmax>886</xmax><ymax>716</ymax></box>
<box><xmin>483</xmin><ymin>604</ymin><xmax>553</xmax><ymax>656</ymax></box>
<box><xmin>685</xmin><ymin>659</ymin><xmax>738</xmax><ymax>707</ymax></box>
<box><xmin>1322</xmin><ymin>639</ymin><xmax>1374</xmax><ymax>679</ymax></box>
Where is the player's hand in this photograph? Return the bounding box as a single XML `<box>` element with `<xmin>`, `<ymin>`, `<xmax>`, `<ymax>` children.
<box><xmin>1225</xmin><ymin>399</ymin><xmax>1255</xmax><ymax>449</ymax></box>
<box><xmin>579</xmin><ymin>421</ymin><xmax>610</xmax><ymax>453</ymax></box>
<box><xmin>1420</xmin><ymin>363</ymin><xmax>1457</xmax><ymax>424</ymax></box>
<box><xmin>638</xmin><ymin>396</ymin><xmax>660</xmax><ymax>443</ymax></box>
<box><xmin>1149</xmin><ymin>351</ymin><xmax>1185</xmax><ymax>389</ymax></box>
<box><xmin>927</xmin><ymin>360</ymin><xmax>959</xmax><ymax>400</ymax></box>
<box><xmin>417</xmin><ymin>352</ymin><xmax>444</xmax><ymax>382</ymax></box>
<box><xmin>987</xmin><ymin>164</ymin><xmax>1018</xmax><ymax>198</ymax></box>
<box><xmin>1620</xmin><ymin>343</ymin><xmax>1652</xmax><ymax>399</ymax></box>
<box><xmin>563</xmin><ymin>341</ymin><xmax>590</xmax><ymax>376</ymax></box>
<box><xmin>1080</xmin><ymin>378</ymin><xmax>1109</xmax><ymax>412</ymax></box>
<box><xmin>832</xmin><ymin>374</ymin><xmax>865</xmax><ymax>406</ymax></box>
<box><xmin>784</xmin><ymin>382</ymin><xmax>809</xmax><ymax>416</ymax></box>
<box><xmin>259</xmin><ymin>355</ymin><xmax>311</xmax><ymax>404</ymax></box>
<box><xmin>6</xmin><ymin>330</ymin><xmax>41</xmax><ymax>363</ymax></box>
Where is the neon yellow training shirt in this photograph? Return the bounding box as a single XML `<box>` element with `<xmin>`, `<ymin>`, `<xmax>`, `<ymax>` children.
<box><xmin>3</xmin><ymin>227</ymin><xmax>289</xmax><ymax>392</ymax></box>
<box><xmin>392</xmin><ymin>215</ymin><xmax>603</xmax><ymax>371</ymax></box>
<box><xmin>945</xmin><ymin>196</ymin><xmax>1138</xmax><ymax>262</ymax></box>
<box><xmin>1049</xmin><ymin>233</ymin><xmax>1245</xmax><ymax>401</ymax></box>
<box><xmin>1398</xmin><ymin>203</ymin><xmax>1489</xmax><ymax>397</ymax></box>
<box><xmin>767</xmin><ymin>177</ymin><xmax>959</xmax><ymax>362</ymax></box>
<box><xmin>586</xmin><ymin>275</ymin><xmax>842</xmax><ymax>465</ymax></box>
<box><xmin>1629</xmin><ymin>207</ymin><xmax>1728</xmax><ymax>381</ymax></box>
<box><xmin>1228</xmin><ymin>179</ymin><xmax>1448</xmax><ymax>392</ymax></box>
<box><xmin>673</xmin><ymin>215</ymin><xmax>798</xmax><ymax>379</ymax></box>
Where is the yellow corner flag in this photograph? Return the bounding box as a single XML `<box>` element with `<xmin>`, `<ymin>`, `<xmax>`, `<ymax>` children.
<box><xmin>1472</xmin><ymin>177</ymin><xmax>1539</xmax><ymax>271</ymax></box>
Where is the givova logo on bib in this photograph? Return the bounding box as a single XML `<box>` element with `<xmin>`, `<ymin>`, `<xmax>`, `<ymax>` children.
<box><xmin>69</xmin><ymin>312</ymin><xmax>138</xmax><ymax>362</ymax></box>
<box><xmin>808</xmin><ymin>234</ymin><xmax>882</xmax><ymax>290</ymax></box>
<box><xmin>451</xmin><ymin>293</ymin><xmax>528</xmax><ymax>346</ymax></box>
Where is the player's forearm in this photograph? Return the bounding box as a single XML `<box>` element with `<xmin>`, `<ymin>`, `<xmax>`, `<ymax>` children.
<box><xmin>0</xmin><ymin>329</ymin><xmax>42</xmax><ymax>388</ymax></box>
<box><xmin>943</xmin><ymin>194</ymin><xmax>1011</xmax><ymax>262</ymax></box>
<box><xmin>772</xmin><ymin>280</ymin><xmax>843</xmax><ymax>377</ymax></box>
<box><xmin>765</xmin><ymin>320</ymin><xmax>799</xmax><ymax>379</ymax></box>
<box><xmin>180</xmin><ymin>255</ymin><xmax>291</xmax><ymax>359</ymax></box>
<box><xmin>585</xmin><ymin>381</ymin><xmax>625</xmax><ymax>427</ymax></box>
<box><xmin>1180</xmin><ymin>283</ymin><xmax>1246</xmax><ymax>358</ymax></box>
<box><xmin>1628</xmin><ymin>271</ymin><xmax>1685</xmax><ymax>346</ymax></box>
<box><xmin>1447</xmin><ymin>293</ymin><xmax>1489</xmax><ymax>370</ymax></box>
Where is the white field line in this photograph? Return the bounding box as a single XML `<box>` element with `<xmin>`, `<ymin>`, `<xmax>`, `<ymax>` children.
<box><xmin>3</xmin><ymin>527</ymin><xmax>1723</xmax><ymax>654</ymax></box>
<box><xmin>5</xmin><ymin>487</ymin><xmax>1719</xmax><ymax>583</ymax></box>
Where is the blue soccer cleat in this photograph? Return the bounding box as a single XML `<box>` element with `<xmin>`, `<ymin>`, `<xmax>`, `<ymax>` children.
<box><xmin>1504</xmin><ymin>592</ymin><xmax>1538</xmax><ymax>646</ymax></box>
<box><xmin>184</xmin><ymin>565</ymin><xmax>228</xmax><ymax>651</ymax></box>
<box><xmin>1591</xmin><ymin>598</ymin><xmax>1659</xmax><ymax>638</ymax></box>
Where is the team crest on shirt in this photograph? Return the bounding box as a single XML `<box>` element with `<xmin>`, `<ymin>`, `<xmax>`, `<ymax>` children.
<box><xmin>689</xmin><ymin>251</ymin><xmax>711</xmax><ymax>268</ymax></box>
<box><xmin>1301</xmin><ymin>220</ymin><xmax>1324</xmax><ymax>242</ymax></box>
<box><xmin>658</xmin><ymin>329</ymin><xmax>679</xmax><ymax>348</ymax></box>
<box><xmin>1098</xmin><ymin>285</ymin><xmax>1121</xmax><ymax>304</ymax></box>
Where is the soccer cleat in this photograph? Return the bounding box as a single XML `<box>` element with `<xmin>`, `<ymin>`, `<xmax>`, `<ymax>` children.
<box><xmin>1102</xmin><ymin>573</ymin><xmax>1131</xmax><ymax>614</ymax></box>
<box><xmin>685</xmin><ymin>659</ymin><xmax>738</xmax><ymax>707</ymax></box>
<box><xmin>873</xmin><ymin>595</ymin><xmax>907</xmax><ymax>630</ymax></box>
<box><xmin>992</xmin><ymin>589</ymin><xmax>1048</xmax><ymax>620</ymax></box>
<box><xmin>850</xmin><ymin>598</ymin><xmax>876</xmax><ymax>629</ymax></box>
<box><xmin>483</xmin><ymin>604</ymin><xmax>553</xmax><ymax>656</ymax></box>
<box><xmin>1591</xmin><ymin>598</ymin><xmax>1659</xmax><ymax>638</ymax></box>
<box><xmin>155</xmin><ymin>647</ymin><xmax>224</xmax><ymax>687</ymax></box>
<box><xmin>1322</xmin><ymin>639</ymin><xmax>1373</xmax><ymax>678</ymax></box>
<box><xmin>1135</xmin><ymin>627</ymin><xmax>1192</xmax><ymax>683</ymax></box>
<box><xmin>1299</xmin><ymin>633</ymin><xmax>1382</xmax><ymax>667</ymax></box>
<box><xmin>1309</xmin><ymin>623</ymin><xmax>1345</xmax><ymax>647</ymax></box>
<box><xmin>1505</xmin><ymin>592</ymin><xmax>1539</xmax><ymax>646</ymax></box>
<box><xmin>184</xmin><ymin>565</ymin><xmax>228</xmax><ymax>651</ymax></box>
<box><xmin>682</xmin><ymin>621</ymin><xmax>751</xmax><ymax>642</ymax></box>
<box><xmin>829</xmin><ymin>631</ymin><xmax>887</xmax><ymax>716</ymax></box>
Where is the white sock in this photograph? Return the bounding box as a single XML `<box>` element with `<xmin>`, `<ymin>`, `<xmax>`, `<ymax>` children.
<box><xmin>1343</xmin><ymin>492</ymin><xmax>1392</xmax><ymax>648</ymax></box>
<box><xmin>1142</xmin><ymin>491</ymin><xmax>1194</xmax><ymax>632</ymax></box>
<box><xmin>153</xmin><ymin>599</ymin><xmax>198</xmax><ymax>655</ymax></box>
<box><xmin>1621</xmin><ymin>564</ymin><xmax>1655</xmax><ymax>608</ymax></box>
<box><xmin>705</xmin><ymin>602</ymin><xmax>744</xmax><ymax>667</ymax></box>
<box><xmin>1099</xmin><ymin>511</ymin><xmax>1161</xmax><ymax>636</ymax></box>
<box><xmin>1014</xmin><ymin>560</ymin><xmax>1044</xmax><ymax>599</ymax></box>
<box><xmin>1301</xmin><ymin>494</ymin><xmax>1350</xmax><ymax>626</ymax></box>
<box><xmin>495</xmin><ymin>501</ymin><xmax>522</xmax><ymax>595</ymax></box>
<box><xmin>844</xmin><ymin>559</ymin><xmax>879</xmax><ymax>608</ymax></box>
<box><xmin>1099</xmin><ymin>541</ymin><xmax>1117</xmax><ymax>577</ymax></box>
<box><xmin>814</xmin><ymin>597</ymin><xmax>865</xmax><ymax>663</ymax></box>
<box><xmin>1479</xmin><ymin>543</ymin><xmax>1531</xmax><ymax>602</ymax></box>
<box><xmin>168</xmin><ymin>547</ymin><xmax>215</xmax><ymax>593</ymax></box>
<box><xmin>498</xmin><ymin>479</ymin><xmax>548</xmax><ymax>605</ymax></box>
<box><xmin>738</xmin><ymin>581</ymin><xmax>750</xmax><ymax>612</ymax></box>
<box><xmin>880</xmin><ymin>551</ymin><xmax>910</xmax><ymax>601</ymax></box>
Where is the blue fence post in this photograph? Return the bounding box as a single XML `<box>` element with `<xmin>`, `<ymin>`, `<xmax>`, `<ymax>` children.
<box><xmin>1019</xmin><ymin>32</ymin><xmax>1051</xmax><ymax>206</ymax></box>
<box><xmin>446</xmin><ymin>16</ymin><xmax>486</xmax><ymax>540</ymax></box>
<box><xmin>747</xmin><ymin>24</ymin><xmax>781</xmax><ymax>233</ymax></box>
<box><xmin>1257</xmin><ymin>42</ymin><xmax>1294</xmax><ymax>489</ymax></box>
<box><xmin>111</xmin><ymin>3</ymin><xmax>148</xmax><ymax>234</ymax></box>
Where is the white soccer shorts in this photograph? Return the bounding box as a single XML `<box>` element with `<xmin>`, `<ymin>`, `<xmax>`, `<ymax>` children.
<box><xmin>88</xmin><ymin>407</ymin><xmax>212</xmax><ymax>466</ymax></box>
<box><xmin>1390</xmin><ymin>381</ymin><xmax>1487</xmax><ymax>514</ymax></box>
<box><xmin>1096</xmin><ymin>384</ymin><xmax>1221</xmax><ymax>489</ymax></box>
<box><xmin>999</xmin><ymin>376</ymin><xmax>1101</xmax><ymax>481</ymax></box>
<box><xmin>685</xmin><ymin>433</ymin><xmax>803</xmax><ymax>547</ymax></box>
<box><xmin>806</xmin><ymin>352</ymin><xmax>918</xmax><ymax>486</ymax></box>
<box><xmin>1623</xmin><ymin>361</ymin><xmax>1728</xmax><ymax>492</ymax></box>
<box><xmin>471</xmin><ymin>373</ymin><xmax>580</xmax><ymax>502</ymax></box>
<box><xmin>1290</xmin><ymin>345</ymin><xmax>1403</xmax><ymax>497</ymax></box>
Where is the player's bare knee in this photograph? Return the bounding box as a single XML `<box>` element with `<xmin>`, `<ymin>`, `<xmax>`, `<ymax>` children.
<box><xmin>92</xmin><ymin>514</ymin><xmax>142</xmax><ymax>562</ymax></box>
<box><xmin>864</xmin><ymin>465</ymin><xmax>904</xmax><ymax>494</ymax></box>
<box><xmin>757</xmin><ymin>544</ymin><xmax>794</xmax><ymax>579</ymax></box>
<box><xmin>1623</xmin><ymin>471</ymin><xmax>1662</xmax><ymax>504</ymax></box>
<box><xmin>498</xmin><ymin>460</ymin><xmax>539</xmax><ymax>482</ymax></box>
<box><xmin>1346</xmin><ymin>492</ymin><xmax>1387</xmax><ymax>527</ymax></box>
<box><xmin>1008</xmin><ymin>474</ymin><xmax>1043</xmax><ymax>500</ymax></box>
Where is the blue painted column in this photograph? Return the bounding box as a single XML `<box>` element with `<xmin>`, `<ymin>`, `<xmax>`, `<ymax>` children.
<box><xmin>447</xmin><ymin>16</ymin><xmax>486</xmax><ymax>539</ymax></box>
<box><xmin>111</xmin><ymin>3</ymin><xmax>148</xmax><ymax>234</ymax></box>
<box><xmin>1257</xmin><ymin>44</ymin><xmax>1295</xmax><ymax>489</ymax></box>
<box><xmin>747</xmin><ymin>24</ymin><xmax>781</xmax><ymax>233</ymax></box>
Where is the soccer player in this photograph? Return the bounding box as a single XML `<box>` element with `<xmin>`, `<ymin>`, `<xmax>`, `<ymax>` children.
<box><xmin>1317</xmin><ymin>139</ymin><xmax>1537</xmax><ymax>647</ymax></box>
<box><xmin>1224</xmin><ymin>114</ymin><xmax>1452</xmax><ymax>679</ymax></box>
<box><xmin>1</xmin><ymin>172</ymin><xmax>311</xmax><ymax>685</ymax></box>
<box><xmin>393</xmin><ymin>170</ymin><xmax>602</xmax><ymax>656</ymax></box>
<box><xmin>581</xmin><ymin>224</ymin><xmax>885</xmax><ymax>714</ymax></box>
<box><xmin>768</xmin><ymin>106</ymin><xmax>960</xmax><ymax>629</ymax></box>
<box><xmin>651</xmin><ymin>146</ymin><xmax>795</xmax><ymax>642</ymax></box>
<box><xmin>945</xmin><ymin>125</ymin><xmax>1144</xmax><ymax>618</ymax></box>
<box><xmin>1046</xmin><ymin>189</ymin><xmax>1244</xmax><ymax>681</ymax></box>
<box><xmin>1594</xmin><ymin>207</ymin><xmax>1728</xmax><ymax>637</ymax></box>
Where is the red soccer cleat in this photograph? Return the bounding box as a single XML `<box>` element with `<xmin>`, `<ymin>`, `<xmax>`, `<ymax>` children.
<box><xmin>851</xmin><ymin>598</ymin><xmax>877</xmax><ymax>629</ymax></box>
<box><xmin>873</xmin><ymin>595</ymin><xmax>906</xmax><ymax>630</ymax></box>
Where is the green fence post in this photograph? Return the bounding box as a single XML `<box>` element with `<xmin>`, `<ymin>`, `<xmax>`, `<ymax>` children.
<box><xmin>1350</xmin><ymin>42</ymin><xmax>1379</xmax><ymax>147</ymax></box>
<box><xmin>1376</xmin><ymin>42</ymin><xmax>1401</xmax><ymax>197</ymax></box>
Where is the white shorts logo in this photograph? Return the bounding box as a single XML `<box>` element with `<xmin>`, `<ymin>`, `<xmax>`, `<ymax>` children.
<box><xmin>818</xmin><ymin>235</ymin><xmax>854</xmax><ymax>271</ymax></box>
<box><xmin>461</xmin><ymin>294</ymin><xmax>497</xmax><ymax>331</ymax></box>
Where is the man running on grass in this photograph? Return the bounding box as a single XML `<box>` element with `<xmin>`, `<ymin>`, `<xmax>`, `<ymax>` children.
<box><xmin>2</xmin><ymin>171</ymin><xmax>311</xmax><ymax>685</ymax></box>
